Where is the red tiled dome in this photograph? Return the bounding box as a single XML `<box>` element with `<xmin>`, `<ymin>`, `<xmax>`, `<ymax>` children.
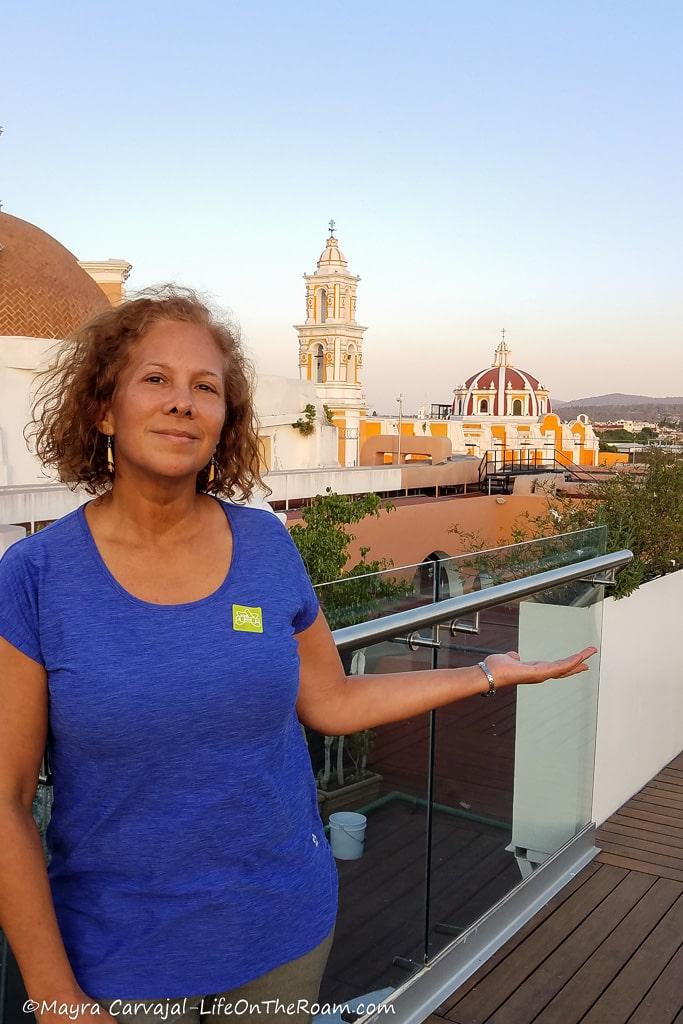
<box><xmin>0</xmin><ymin>212</ymin><xmax>110</xmax><ymax>339</ymax></box>
<box><xmin>452</xmin><ymin>339</ymin><xmax>552</xmax><ymax>417</ymax></box>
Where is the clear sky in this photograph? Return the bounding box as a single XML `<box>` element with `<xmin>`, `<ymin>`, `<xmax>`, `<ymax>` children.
<box><xmin>3</xmin><ymin>0</ymin><xmax>682</xmax><ymax>413</ymax></box>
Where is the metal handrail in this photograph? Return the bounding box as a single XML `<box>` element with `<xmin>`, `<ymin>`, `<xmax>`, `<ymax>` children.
<box><xmin>332</xmin><ymin>549</ymin><xmax>633</xmax><ymax>652</ymax></box>
<box><xmin>479</xmin><ymin>448</ymin><xmax>602</xmax><ymax>487</ymax></box>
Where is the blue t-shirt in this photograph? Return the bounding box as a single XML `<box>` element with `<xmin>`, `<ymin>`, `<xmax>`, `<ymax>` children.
<box><xmin>0</xmin><ymin>497</ymin><xmax>338</xmax><ymax>998</ymax></box>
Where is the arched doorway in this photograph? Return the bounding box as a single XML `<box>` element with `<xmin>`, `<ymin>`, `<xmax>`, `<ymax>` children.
<box><xmin>415</xmin><ymin>550</ymin><xmax>465</xmax><ymax>599</ymax></box>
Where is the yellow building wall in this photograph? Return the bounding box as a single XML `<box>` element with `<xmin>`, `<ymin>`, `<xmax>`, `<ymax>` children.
<box><xmin>430</xmin><ymin>422</ymin><xmax>448</xmax><ymax>437</ymax></box>
<box><xmin>360</xmin><ymin>421</ymin><xmax>381</xmax><ymax>448</ymax></box>
<box><xmin>333</xmin><ymin>418</ymin><xmax>345</xmax><ymax>465</ymax></box>
<box><xmin>540</xmin><ymin>413</ymin><xmax>573</xmax><ymax>462</ymax></box>
<box><xmin>95</xmin><ymin>281</ymin><xmax>124</xmax><ymax>305</ymax></box>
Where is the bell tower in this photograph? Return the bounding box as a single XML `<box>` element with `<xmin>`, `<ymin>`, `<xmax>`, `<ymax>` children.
<box><xmin>294</xmin><ymin>222</ymin><xmax>367</xmax><ymax>466</ymax></box>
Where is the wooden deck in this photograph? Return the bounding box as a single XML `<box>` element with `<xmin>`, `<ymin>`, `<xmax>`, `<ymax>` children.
<box><xmin>429</xmin><ymin>751</ymin><xmax>683</xmax><ymax>1024</ymax></box>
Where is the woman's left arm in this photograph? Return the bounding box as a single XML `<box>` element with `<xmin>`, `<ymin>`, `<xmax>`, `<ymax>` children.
<box><xmin>294</xmin><ymin>609</ymin><xmax>598</xmax><ymax>736</ymax></box>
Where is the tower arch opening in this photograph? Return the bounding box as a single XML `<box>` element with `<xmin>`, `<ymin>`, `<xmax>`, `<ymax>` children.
<box><xmin>313</xmin><ymin>344</ymin><xmax>324</xmax><ymax>383</ymax></box>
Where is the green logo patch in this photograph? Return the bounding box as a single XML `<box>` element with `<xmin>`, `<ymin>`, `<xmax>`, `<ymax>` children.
<box><xmin>232</xmin><ymin>604</ymin><xmax>263</xmax><ymax>633</ymax></box>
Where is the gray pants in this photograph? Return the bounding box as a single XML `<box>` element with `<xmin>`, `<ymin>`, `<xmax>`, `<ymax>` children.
<box><xmin>97</xmin><ymin>926</ymin><xmax>335</xmax><ymax>1024</ymax></box>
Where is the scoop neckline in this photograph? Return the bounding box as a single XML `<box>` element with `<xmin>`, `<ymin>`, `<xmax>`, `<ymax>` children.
<box><xmin>77</xmin><ymin>494</ymin><xmax>240</xmax><ymax>610</ymax></box>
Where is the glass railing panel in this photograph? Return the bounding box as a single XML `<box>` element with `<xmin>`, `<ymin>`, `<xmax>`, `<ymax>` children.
<box><xmin>426</xmin><ymin>572</ymin><xmax>605</xmax><ymax>962</ymax></box>
<box><xmin>315</xmin><ymin>527</ymin><xmax>609</xmax><ymax>999</ymax></box>
<box><xmin>425</xmin><ymin>596</ymin><xmax>521</xmax><ymax>960</ymax></box>
<box><xmin>315</xmin><ymin>526</ymin><xmax>608</xmax><ymax>629</ymax></box>
<box><xmin>314</xmin><ymin>634</ymin><xmax>433</xmax><ymax>1011</ymax></box>
<box><xmin>433</xmin><ymin>525</ymin><xmax>607</xmax><ymax>592</ymax></box>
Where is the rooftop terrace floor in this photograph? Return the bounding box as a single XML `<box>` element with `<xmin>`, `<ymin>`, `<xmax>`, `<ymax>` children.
<box><xmin>427</xmin><ymin>751</ymin><xmax>683</xmax><ymax>1024</ymax></box>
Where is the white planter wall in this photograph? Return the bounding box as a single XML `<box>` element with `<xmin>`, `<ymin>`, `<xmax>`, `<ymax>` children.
<box><xmin>592</xmin><ymin>571</ymin><xmax>683</xmax><ymax>824</ymax></box>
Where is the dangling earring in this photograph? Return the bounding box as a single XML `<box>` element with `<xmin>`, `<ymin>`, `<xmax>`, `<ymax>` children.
<box><xmin>207</xmin><ymin>456</ymin><xmax>216</xmax><ymax>487</ymax></box>
<box><xmin>106</xmin><ymin>434</ymin><xmax>115</xmax><ymax>474</ymax></box>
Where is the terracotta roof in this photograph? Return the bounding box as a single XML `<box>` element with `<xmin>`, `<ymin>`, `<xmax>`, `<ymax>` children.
<box><xmin>0</xmin><ymin>212</ymin><xmax>110</xmax><ymax>339</ymax></box>
<box><xmin>464</xmin><ymin>366</ymin><xmax>541</xmax><ymax>392</ymax></box>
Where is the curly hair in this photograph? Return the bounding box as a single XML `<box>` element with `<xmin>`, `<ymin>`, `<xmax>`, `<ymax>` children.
<box><xmin>25</xmin><ymin>284</ymin><xmax>271</xmax><ymax>503</ymax></box>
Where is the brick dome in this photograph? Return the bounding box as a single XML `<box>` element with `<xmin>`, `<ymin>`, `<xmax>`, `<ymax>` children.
<box><xmin>0</xmin><ymin>212</ymin><xmax>110</xmax><ymax>339</ymax></box>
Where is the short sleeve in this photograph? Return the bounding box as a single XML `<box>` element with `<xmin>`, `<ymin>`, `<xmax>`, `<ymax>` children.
<box><xmin>274</xmin><ymin>520</ymin><xmax>321</xmax><ymax>634</ymax></box>
<box><xmin>0</xmin><ymin>541</ymin><xmax>45</xmax><ymax>666</ymax></box>
<box><xmin>292</xmin><ymin>559</ymin><xmax>321</xmax><ymax>634</ymax></box>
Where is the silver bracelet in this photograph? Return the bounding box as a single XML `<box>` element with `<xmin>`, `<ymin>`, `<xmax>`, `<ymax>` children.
<box><xmin>477</xmin><ymin>660</ymin><xmax>496</xmax><ymax>697</ymax></box>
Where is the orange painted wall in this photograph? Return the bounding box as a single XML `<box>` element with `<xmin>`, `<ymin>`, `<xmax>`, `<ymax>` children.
<box><xmin>360</xmin><ymin>421</ymin><xmax>381</xmax><ymax>449</ymax></box>
<box><xmin>430</xmin><ymin>423</ymin><xmax>448</xmax><ymax>438</ymax></box>
<box><xmin>319</xmin><ymin>494</ymin><xmax>553</xmax><ymax>570</ymax></box>
<box><xmin>598</xmin><ymin>451</ymin><xmax>629</xmax><ymax>467</ymax></box>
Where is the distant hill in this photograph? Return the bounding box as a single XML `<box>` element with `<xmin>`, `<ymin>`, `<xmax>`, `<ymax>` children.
<box><xmin>556</xmin><ymin>394</ymin><xmax>683</xmax><ymax>423</ymax></box>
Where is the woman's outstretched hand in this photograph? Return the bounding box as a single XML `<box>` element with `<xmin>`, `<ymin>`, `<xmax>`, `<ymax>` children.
<box><xmin>486</xmin><ymin>647</ymin><xmax>599</xmax><ymax>689</ymax></box>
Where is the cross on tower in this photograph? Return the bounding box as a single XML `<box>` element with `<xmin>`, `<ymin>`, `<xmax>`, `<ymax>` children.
<box><xmin>501</xmin><ymin>328</ymin><xmax>506</xmax><ymax>345</ymax></box>
<box><xmin>328</xmin><ymin>218</ymin><xmax>336</xmax><ymax>237</ymax></box>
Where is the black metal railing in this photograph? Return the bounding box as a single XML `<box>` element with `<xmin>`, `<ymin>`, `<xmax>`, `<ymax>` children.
<box><xmin>478</xmin><ymin>448</ymin><xmax>599</xmax><ymax>492</ymax></box>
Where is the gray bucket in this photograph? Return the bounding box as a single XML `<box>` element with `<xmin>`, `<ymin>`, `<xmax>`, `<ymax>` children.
<box><xmin>328</xmin><ymin>811</ymin><xmax>367</xmax><ymax>860</ymax></box>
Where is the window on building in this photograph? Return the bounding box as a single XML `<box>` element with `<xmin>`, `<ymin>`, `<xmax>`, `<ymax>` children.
<box><xmin>318</xmin><ymin>289</ymin><xmax>327</xmax><ymax>324</ymax></box>
<box><xmin>479</xmin><ymin>399</ymin><xmax>489</xmax><ymax>414</ymax></box>
<box><xmin>512</xmin><ymin>398</ymin><xmax>523</xmax><ymax>416</ymax></box>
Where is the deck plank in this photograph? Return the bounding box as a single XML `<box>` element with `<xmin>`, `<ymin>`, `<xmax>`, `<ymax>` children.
<box><xmin>430</xmin><ymin>751</ymin><xmax>683</xmax><ymax>1024</ymax></box>
<box><xmin>534</xmin><ymin>877</ymin><xmax>683</xmax><ymax>1024</ymax></box>
<box><xmin>628</xmin><ymin>944</ymin><xmax>683</xmax><ymax>1024</ymax></box>
<box><xmin>434</xmin><ymin>863</ymin><xmax>601</xmax><ymax>1015</ymax></box>
<box><xmin>614</xmin><ymin>804</ymin><xmax>683</xmax><ymax>831</ymax></box>
<box><xmin>599</xmin><ymin>817</ymin><xmax>683</xmax><ymax>847</ymax></box>
<box><xmin>595</xmin><ymin>839</ymin><xmax>683</xmax><ymax>872</ymax></box>
<box><xmin>442</xmin><ymin>865</ymin><xmax>627</xmax><ymax>1023</ymax></box>
<box><xmin>580</xmin><ymin>893</ymin><xmax>683</xmax><ymax>1023</ymax></box>
<box><xmin>594</xmin><ymin>851</ymin><xmax>683</xmax><ymax>882</ymax></box>
<box><xmin>596</xmin><ymin>822</ymin><xmax>683</xmax><ymax>856</ymax></box>
<box><xmin>480</xmin><ymin>871</ymin><xmax>655</xmax><ymax>1024</ymax></box>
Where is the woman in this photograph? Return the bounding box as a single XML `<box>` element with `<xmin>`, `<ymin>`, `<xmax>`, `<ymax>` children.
<box><xmin>0</xmin><ymin>288</ymin><xmax>597</xmax><ymax>1024</ymax></box>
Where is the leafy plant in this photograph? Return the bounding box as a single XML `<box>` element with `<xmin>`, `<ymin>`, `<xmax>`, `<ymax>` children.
<box><xmin>290</xmin><ymin>489</ymin><xmax>414</xmax><ymax>790</ymax></box>
<box><xmin>322</xmin><ymin>403</ymin><xmax>335</xmax><ymax>424</ymax></box>
<box><xmin>292</xmin><ymin>403</ymin><xmax>317</xmax><ymax>436</ymax></box>
<box><xmin>452</xmin><ymin>451</ymin><xmax>682</xmax><ymax>599</ymax></box>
